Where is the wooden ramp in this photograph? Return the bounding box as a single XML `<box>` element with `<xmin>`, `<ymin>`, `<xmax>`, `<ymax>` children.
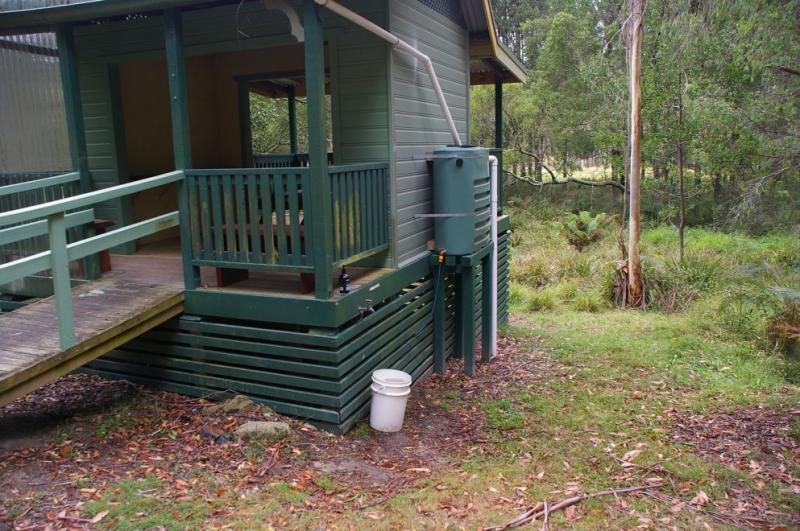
<box><xmin>0</xmin><ymin>261</ymin><xmax>184</xmax><ymax>407</ymax></box>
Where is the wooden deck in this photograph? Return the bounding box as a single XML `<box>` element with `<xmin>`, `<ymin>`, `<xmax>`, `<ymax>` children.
<box><xmin>0</xmin><ymin>238</ymin><xmax>391</xmax><ymax>407</ymax></box>
<box><xmin>0</xmin><ymin>257</ymin><xmax>184</xmax><ymax>407</ymax></box>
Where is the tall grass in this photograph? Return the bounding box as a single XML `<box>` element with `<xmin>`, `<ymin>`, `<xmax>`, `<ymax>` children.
<box><xmin>506</xmin><ymin>195</ymin><xmax>800</xmax><ymax>354</ymax></box>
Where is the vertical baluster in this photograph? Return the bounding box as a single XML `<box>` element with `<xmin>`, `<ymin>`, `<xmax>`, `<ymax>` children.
<box><xmin>210</xmin><ymin>175</ymin><xmax>224</xmax><ymax>261</ymax></box>
<box><xmin>274</xmin><ymin>174</ymin><xmax>288</xmax><ymax>264</ymax></box>
<box><xmin>287</xmin><ymin>173</ymin><xmax>302</xmax><ymax>266</ymax></box>
<box><xmin>348</xmin><ymin>171</ymin><xmax>356</xmax><ymax>257</ymax></box>
<box><xmin>222</xmin><ymin>174</ymin><xmax>236</xmax><ymax>261</ymax></box>
<box><xmin>331</xmin><ymin>170</ymin><xmax>340</xmax><ymax>262</ymax></box>
<box><xmin>247</xmin><ymin>173</ymin><xmax>263</xmax><ymax>263</ymax></box>
<box><xmin>234</xmin><ymin>173</ymin><xmax>248</xmax><ymax>262</ymax></box>
<box><xmin>379</xmin><ymin>168</ymin><xmax>387</xmax><ymax>245</ymax></box>
<box><xmin>358</xmin><ymin>169</ymin><xmax>367</xmax><ymax>254</ymax></box>
<box><xmin>368</xmin><ymin>168</ymin><xmax>376</xmax><ymax>250</ymax></box>
<box><xmin>259</xmin><ymin>173</ymin><xmax>274</xmax><ymax>263</ymax></box>
<box><xmin>300</xmin><ymin>170</ymin><xmax>311</xmax><ymax>263</ymax></box>
<box><xmin>199</xmin><ymin>175</ymin><xmax>212</xmax><ymax>261</ymax></box>
<box><xmin>338</xmin><ymin>172</ymin><xmax>347</xmax><ymax>262</ymax></box>
<box><xmin>187</xmin><ymin>175</ymin><xmax>201</xmax><ymax>259</ymax></box>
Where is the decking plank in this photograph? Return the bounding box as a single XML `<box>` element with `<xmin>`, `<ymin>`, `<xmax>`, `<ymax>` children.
<box><xmin>0</xmin><ymin>266</ymin><xmax>184</xmax><ymax>406</ymax></box>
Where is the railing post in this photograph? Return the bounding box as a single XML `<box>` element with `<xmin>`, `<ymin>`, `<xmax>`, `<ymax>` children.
<box><xmin>288</xmin><ymin>85</ymin><xmax>298</xmax><ymax>155</ymax></box>
<box><xmin>304</xmin><ymin>0</ymin><xmax>334</xmax><ymax>299</ymax></box>
<box><xmin>56</xmin><ymin>24</ymin><xmax>91</xmax><ymax>195</ymax></box>
<box><xmin>57</xmin><ymin>24</ymin><xmax>101</xmax><ymax>280</ymax></box>
<box><xmin>494</xmin><ymin>76</ymin><xmax>504</xmax><ymax>211</ymax></box>
<box><xmin>165</xmin><ymin>8</ymin><xmax>200</xmax><ymax>290</ymax></box>
<box><xmin>238</xmin><ymin>79</ymin><xmax>253</xmax><ymax>167</ymax></box>
<box><xmin>48</xmin><ymin>212</ymin><xmax>76</xmax><ymax>349</ymax></box>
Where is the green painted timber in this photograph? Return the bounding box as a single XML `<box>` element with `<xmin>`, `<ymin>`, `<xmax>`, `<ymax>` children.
<box><xmin>55</xmin><ymin>26</ymin><xmax>90</xmax><ymax>194</ymax></box>
<box><xmin>390</xmin><ymin>0</ymin><xmax>470</xmax><ymax>266</ymax></box>
<box><xmin>183</xmin><ymin>252</ymin><xmax>430</xmax><ymax>328</ymax></box>
<box><xmin>305</xmin><ymin>0</ymin><xmax>334</xmax><ymax>300</ymax></box>
<box><xmin>165</xmin><ymin>8</ymin><xmax>200</xmax><ymax>291</ymax></box>
<box><xmin>84</xmin><ymin>230</ymin><xmax>498</xmax><ymax>432</ymax></box>
<box><xmin>0</xmin><ymin>210</ymin><xmax>93</xmax><ymax>247</ymax></box>
<box><xmin>494</xmin><ymin>77</ymin><xmax>504</xmax><ymax>209</ymax></box>
<box><xmin>288</xmin><ymin>86</ymin><xmax>298</xmax><ymax>155</ymax></box>
<box><xmin>0</xmin><ymin>172</ymin><xmax>80</xmax><ymax>198</ymax></box>
<box><xmin>86</xmin><ymin>271</ymin><xmax>442</xmax><ymax>432</ymax></box>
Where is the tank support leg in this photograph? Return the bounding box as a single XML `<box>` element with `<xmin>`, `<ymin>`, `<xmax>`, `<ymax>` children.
<box><xmin>481</xmin><ymin>249</ymin><xmax>494</xmax><ymax>362</ymax></box>
<box><xmin>460</xmin><ymin>265</ymin><xmax>476</xmax><ymax>376</ymax></box>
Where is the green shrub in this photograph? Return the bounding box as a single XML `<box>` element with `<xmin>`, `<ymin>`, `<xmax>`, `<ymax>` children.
<box><xmin>555</xmin><ymin>280</ymin><xmax>579</xmax><ymax>301</ymax></box>
<box><xmin>526</xmin><ymin>289</ymin><xmax>556</xmax><ymax>311</ymax></box>
<box><xmin>509</xmin><ymin>282</ymin><xmax>529</xmax><ymax>307</ymax></box>
<box><xmin>718</xmin><ymin>285</ymin><xmax>784</xmax><ymax>341</ymax></box>
<box><xmin>572</xmin><ymin>290</ymin><xmax>606</xmax><ymax>312</ymax></box>
<box><xmin>641</xmin><ymin>252</ymin><xmax>727</xmax><ymax>312</ymax></box>
<box><xmin>554</xmin><ymin>211</ymin><xmax>611</xmax><ymax>252</ymax></box>
<box><xmin>512</xmin><ymin>258</ymin><xmax>550</xmax><ymax>287</ymax></box>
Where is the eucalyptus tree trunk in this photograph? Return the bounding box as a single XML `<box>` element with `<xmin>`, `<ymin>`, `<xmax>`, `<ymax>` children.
<box><xmin>677</xmin><ymin>81</ymin><xmax>686</xmax><ymax>262</ymax></box>
<box><xmin>627</xmin><ymin>0</ymin><xmax>645</xmax><ymax>306</ymax></box>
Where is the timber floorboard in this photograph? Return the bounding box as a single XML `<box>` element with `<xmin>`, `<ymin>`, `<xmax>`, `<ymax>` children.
<box><xmin>0</xmin><ymin>260</ymin><xmax>184</xmax><ymax>407</ymax></box>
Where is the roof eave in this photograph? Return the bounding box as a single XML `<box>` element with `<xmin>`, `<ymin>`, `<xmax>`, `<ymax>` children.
<box><xmin>466</xmin><ymin>0</ymin><xmax>527</xmax><ymax>84</ymax></box>
<box><xmin>0</xmin><ymin>0</ymin><xmax>203</xmax><ymax>35</ymax></box>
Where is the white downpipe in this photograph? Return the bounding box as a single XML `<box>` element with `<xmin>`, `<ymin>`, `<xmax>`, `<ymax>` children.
<box><xmin>313</xmin><ymin>0</ymin><xmax>462</xmax><ymax>146</ymax></box>
<box><xmin>489</xmin><ymin>155</ymin><xmax>498</xmax><ymax>358</ymax></box>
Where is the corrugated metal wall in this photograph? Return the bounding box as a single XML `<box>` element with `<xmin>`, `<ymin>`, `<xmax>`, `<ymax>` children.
<box><xmin>0</xmin><ymin>1</ymin><xmax>89</xmax><ymax>11</ymax></box>
<box><xmin>0</xmin><ymin>33</ymin><xmax>70</xmax><ymax>173</ymax></box>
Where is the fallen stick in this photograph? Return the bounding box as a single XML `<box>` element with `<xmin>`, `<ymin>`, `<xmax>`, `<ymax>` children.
<box><xmin>484</xmin><ymin>484</ymin><xmax>662</xmax><ymax>530</ymax></box>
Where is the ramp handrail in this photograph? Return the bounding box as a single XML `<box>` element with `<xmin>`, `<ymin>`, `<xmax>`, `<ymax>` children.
<box><xmin>0</xmin><ymin>170</ymin><xmax>185</xmax><ymax>349</ymax></box>
<box><xmin>0</xmin><ymin>172</ymin><xmax>80</xmax><ymax>200</ymax></box>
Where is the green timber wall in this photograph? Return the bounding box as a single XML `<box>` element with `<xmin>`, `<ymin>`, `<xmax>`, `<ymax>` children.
<box><xmin>87</xmin><ymin>270</ymin><xmax>449</xmax><ymax>433</ymax></box>
<box><xmin>86</xmin><ymin>219</ymin><xmax>510</xmax><ymax>433</ymax></box>
<box><xmin>389</xmin><ymin>0</ymin><xmax>471</xmax><ymax>267</ymax></box>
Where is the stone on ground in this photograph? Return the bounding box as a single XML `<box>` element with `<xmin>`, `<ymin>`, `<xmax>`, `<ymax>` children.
<box><xmin>234</xmin><ymin>421</ymin><xmax>292</xmax><ymax>440</ymax></box>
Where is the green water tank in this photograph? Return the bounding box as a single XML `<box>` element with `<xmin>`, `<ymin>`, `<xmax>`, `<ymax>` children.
<box><xmin>432</xmin><ymin>146</ymin><xmax>491</xmax><ymax>255</ymax></box>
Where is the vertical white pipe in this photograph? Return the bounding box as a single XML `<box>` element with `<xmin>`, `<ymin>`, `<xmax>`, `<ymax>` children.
<box><xmin>313</xmin><ymin>0</ymin><xmax>462</xmax><ymax>146</ymax></box>
<box><xmin>489</xmin><ymin>155</ymin><xmax>498</xmax><ymax>357</ymax></box>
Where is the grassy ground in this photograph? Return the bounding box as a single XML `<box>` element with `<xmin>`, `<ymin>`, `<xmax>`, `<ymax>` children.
<box><xmin>2</xmin><ymin>200</ymin><xmax>798</xmax><ymax>529</ymax></box>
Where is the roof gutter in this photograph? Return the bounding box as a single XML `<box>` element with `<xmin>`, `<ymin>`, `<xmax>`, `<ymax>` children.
<box><xmin>314</xmin><ymin>0</ymin><xmax>462</xmax><ymax>146</ymax></box>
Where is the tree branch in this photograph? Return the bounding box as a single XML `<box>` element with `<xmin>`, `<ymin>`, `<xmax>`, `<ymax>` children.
<box><xmin>509</xmin><ymin>172</ymin><xmax>625</xmax><ymax>191</ymax></box>
<box><xmin>773</xmin><ymin>65</ymin><xmax>800</xmax><ymax>77</ymax></box>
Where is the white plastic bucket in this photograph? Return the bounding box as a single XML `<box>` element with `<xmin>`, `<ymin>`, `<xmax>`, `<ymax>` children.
<box><xmin>369</xmin><ymin>369</ymin><xmax>412</xmax><ymax>432</ymax></box>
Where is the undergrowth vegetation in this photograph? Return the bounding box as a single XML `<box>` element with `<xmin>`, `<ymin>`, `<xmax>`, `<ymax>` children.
<box><xmin>506</xmin><ymin>192</ymin><xmax>800</xmax><ymax>367</ymax></box>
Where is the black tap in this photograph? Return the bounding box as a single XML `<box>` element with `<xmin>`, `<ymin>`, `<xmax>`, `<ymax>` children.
<box><xmin>339</xmin><ymin>267</ymin><xmax>350</xmax><ymax>294</ymax></box>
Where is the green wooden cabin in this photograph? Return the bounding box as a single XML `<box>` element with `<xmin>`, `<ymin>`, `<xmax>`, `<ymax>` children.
<box><xmin>0</xmin><ymin>0</ymin><xmax>525</xmax><ymax>432</ymax></box>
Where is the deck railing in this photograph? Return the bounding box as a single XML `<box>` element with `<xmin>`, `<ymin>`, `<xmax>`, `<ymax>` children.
<box><xmin>253</xmin><ymin>152</ymin><xmax>334</xmax><ymax>168</ymax></box>
<box><xmin>329</xmin><ymin>162</ymin><xmax>390</xmax><ymax>266</ymax></box>
<box><xmin>184</xmin><ymin>168</ymin><xmax>313</xmax><ymax>272</ymax></box>
<box><xmin>183</xmin><ymin>162</ymin><xmax>390</xmax><ymax>275</ymax></box>
<box><xmin>0</xmin><ymin>172</ymin><xmax>81</xmax><ymax>268</ymax></box>
<box><xmin>0</xmin><ymin>170</ymin><xmax>183</xmax><ymax>348</ymax></box>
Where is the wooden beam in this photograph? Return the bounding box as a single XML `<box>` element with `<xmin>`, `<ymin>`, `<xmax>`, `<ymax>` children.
<box><xmin>164</xmin><ymin>8</ymin><xmax>200</xmax><ymax>290</ymax></box>
<box><xmin>288</xmin><ymin>85</ymin><xmax>298</xmax><ymax>154</ymax></box>
<box><xmin>238</xmin><ymin>79</ymin><xmax>253</xmax><ymax>166</ymax></box>
<box><xmin>55</xmin><ymin>24</ymin><xmax>90</xmax><ymax>194</ymax></box>
<box><xmin>494</xmin><ymin>76</ymin><xmax>504</xmax><ymax>208</ymax></box>
<box><xmin>304</xmin><ymin>0</ymin><xmax>333</xmax><ymax>299</ymax></box>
